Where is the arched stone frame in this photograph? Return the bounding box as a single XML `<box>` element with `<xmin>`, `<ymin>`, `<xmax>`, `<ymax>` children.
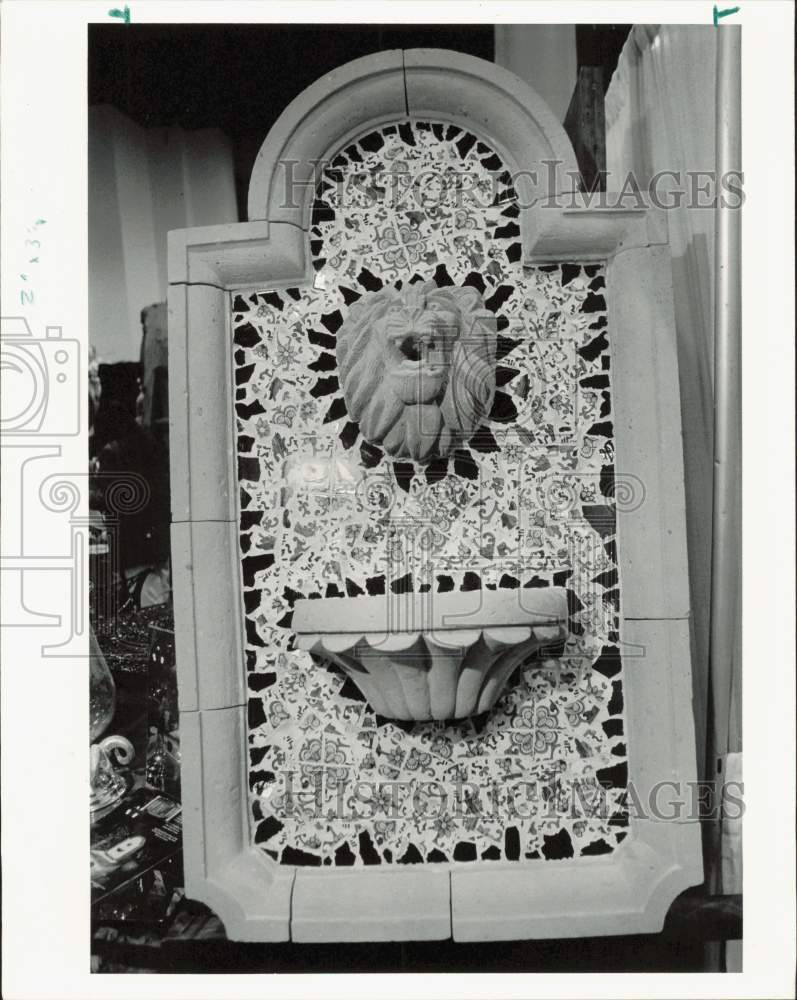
<box><xmin>168</xmin><ymin>49</ymin><xmax>702</xmax><ymax>942</ymax></box>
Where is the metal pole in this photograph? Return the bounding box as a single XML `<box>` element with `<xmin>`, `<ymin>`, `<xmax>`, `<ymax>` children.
<box><xmin>708</xmin><ymin>24</ymin><xmax>742</xmax><ymax>894</ymax></box>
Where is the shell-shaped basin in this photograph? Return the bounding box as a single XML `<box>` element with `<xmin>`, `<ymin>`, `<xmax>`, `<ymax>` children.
<box><xmin>293</xmin><ymin>587</ymin><xmax>569</xmax><ymax>721</ymax></box>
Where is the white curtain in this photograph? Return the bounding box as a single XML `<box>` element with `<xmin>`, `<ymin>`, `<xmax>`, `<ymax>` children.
<box><xmin>607</xmin><ymin>25</ymin><xmax>722</xmax><ymax>774</ymax></box>
<box><xmin>606</xmin><ymin>25</ymin><xmax>742</xmax><ymax>967</ymax></box>
<box><xmin>89</xmin><ymin>105</ymin><xmax>238</xmax><ymax>363</ymax></box>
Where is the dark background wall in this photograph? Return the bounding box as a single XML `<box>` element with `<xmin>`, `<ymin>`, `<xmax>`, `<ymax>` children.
<box><xmin>89</xmin><ymin>24</ymin><xmax>495</xmax><ymax>218</ymax></box>
<box><xmin>89</xmin><ymin>23</ymin><xmax>629</xmax><ymax>219</ymax></box>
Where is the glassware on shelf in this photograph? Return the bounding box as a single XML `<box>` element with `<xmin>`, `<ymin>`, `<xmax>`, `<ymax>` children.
<box><xmin>90</xmin><ymin>629</ymin><xmax>116</xmax><ymax>743</ymax></box>
<box><xmin>90</xmin><ymin>629</ymin><xmax>134</xmax><ymax>821</ymax></box>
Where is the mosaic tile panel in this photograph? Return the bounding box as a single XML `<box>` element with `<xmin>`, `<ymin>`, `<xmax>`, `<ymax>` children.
<box><xmin>232</xmin><ymin>121</ymin><xmax>628</xmax><ymax>866</ymax></box>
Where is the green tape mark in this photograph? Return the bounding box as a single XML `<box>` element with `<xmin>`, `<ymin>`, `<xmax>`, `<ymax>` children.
<box><xmin>713</xmin><ymin>4</ymin><xmax>740</xmax><ymax>25</ymax></box>
<box><xmin>108</xmin><ymin>4</ymin><xmax>131</xmax><ymax>23</ymax></box>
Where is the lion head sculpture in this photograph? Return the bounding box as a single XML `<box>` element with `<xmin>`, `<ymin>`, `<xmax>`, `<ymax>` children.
<box><xmin>336</xmin><ymin>280</ymin><xmax>497</xmax><ymax>463</ymax></box>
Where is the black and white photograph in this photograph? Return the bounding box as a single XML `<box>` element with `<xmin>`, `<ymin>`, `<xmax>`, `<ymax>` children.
<box><xmin>1</xmin><ymin>2</ymin><xmax>794</xmax><ymax>997</ymax></box>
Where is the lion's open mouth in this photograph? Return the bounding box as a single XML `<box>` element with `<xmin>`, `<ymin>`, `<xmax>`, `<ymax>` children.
<box><xmin>393</xmin><ymin>329</ymin><xmax>453</xmax><ymax>374</ymax></box>
<box><xmin>398</xmin><ymin>333</ymin><xmax>423</xmax><ymax>362</ymax></box>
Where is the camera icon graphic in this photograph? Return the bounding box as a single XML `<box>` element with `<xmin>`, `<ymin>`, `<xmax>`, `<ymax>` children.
<box><xmin>1</xmin><ymin>317</ymin><xmax>80</xmax><ymax>435</ymax></box>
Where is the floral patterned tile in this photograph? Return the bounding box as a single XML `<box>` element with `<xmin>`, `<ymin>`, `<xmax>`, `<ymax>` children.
<box><xmin>235</xmin><ymin>120</ymin><xmax>627</xmax><ymax>866</ymax></box>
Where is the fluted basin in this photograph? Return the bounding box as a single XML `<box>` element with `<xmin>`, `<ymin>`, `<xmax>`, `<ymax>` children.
<box><xmin>293</xmin><ymin>588</ymin><xmax>568</xmax><ymax>721</ymax></box>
